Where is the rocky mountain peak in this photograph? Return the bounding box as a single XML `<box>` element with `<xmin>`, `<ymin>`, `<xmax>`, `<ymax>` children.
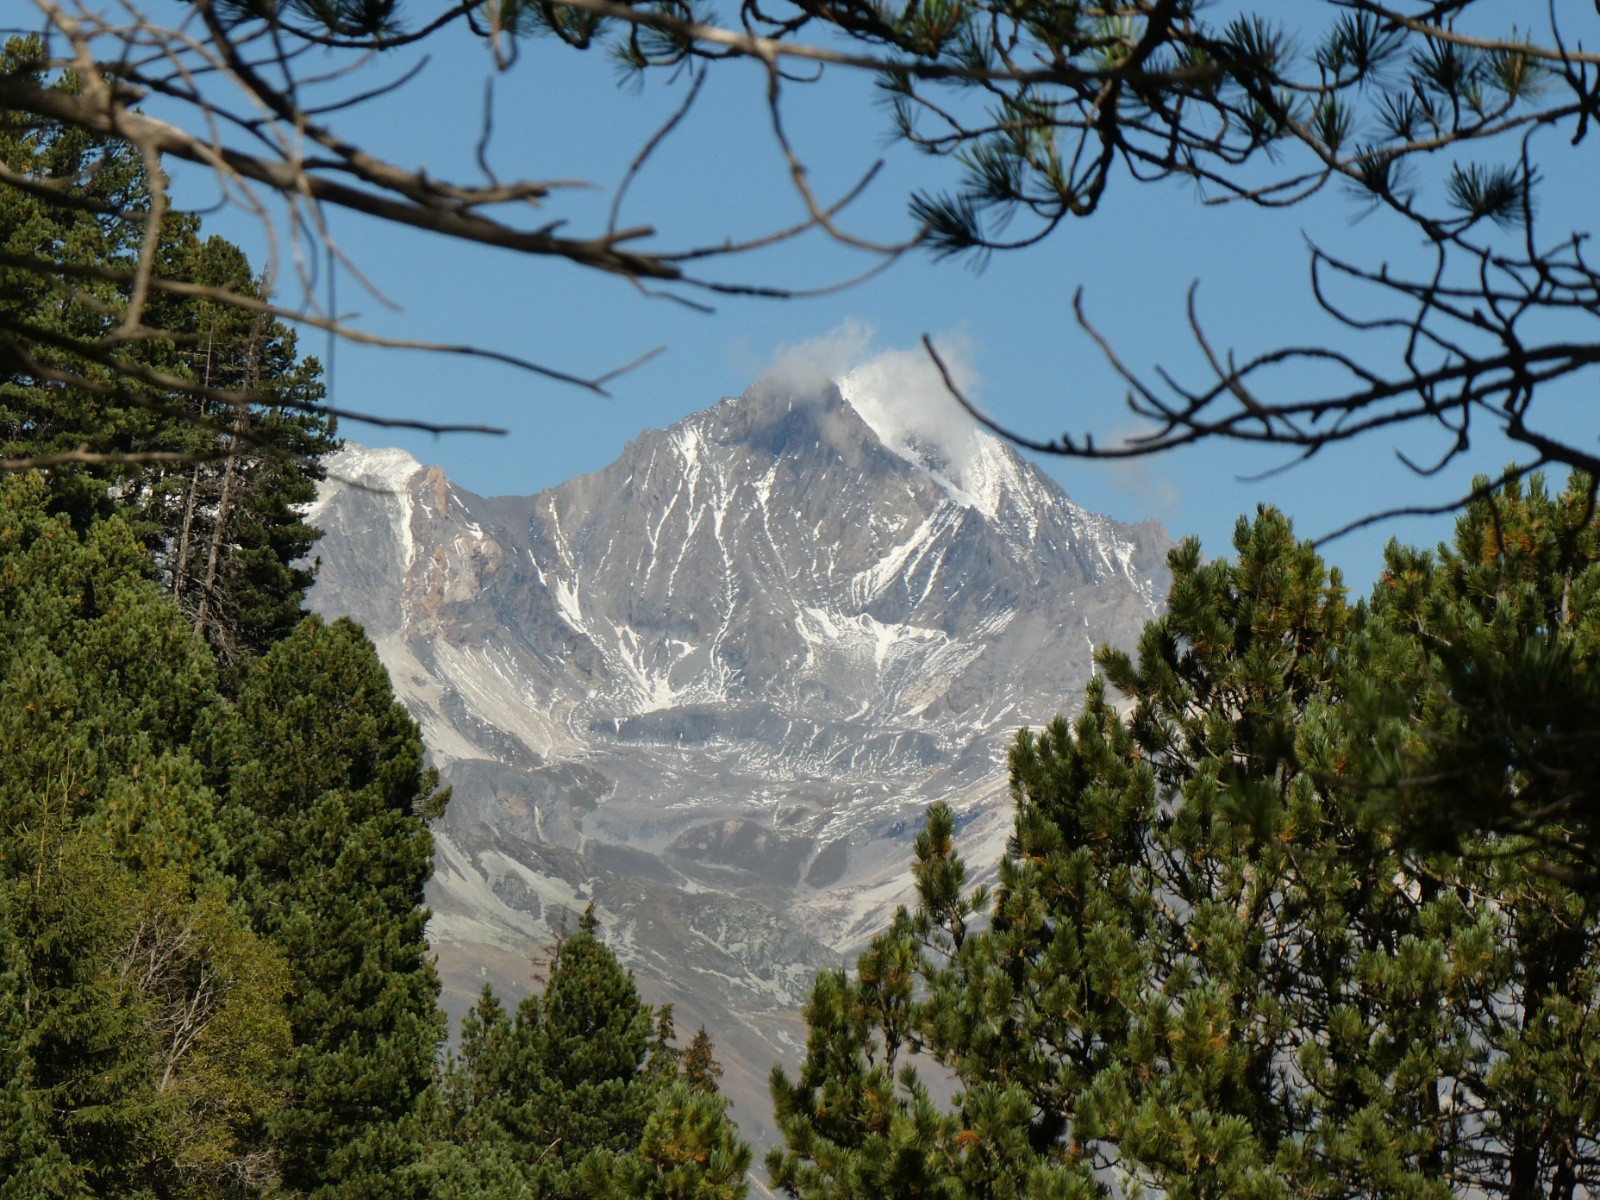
<box><xmin>308</xmin><ymin>378</ymin><xmax>1173</xmax><ymax>1145</ymax></box>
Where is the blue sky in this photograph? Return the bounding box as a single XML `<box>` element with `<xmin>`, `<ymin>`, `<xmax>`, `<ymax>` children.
<box><xmin>172</xmin><ymin>10</ymin><xmax>1587</xmax><ymax>594</ymax></box>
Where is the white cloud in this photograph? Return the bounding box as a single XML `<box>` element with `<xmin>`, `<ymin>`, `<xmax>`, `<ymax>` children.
<box><xmin>757</xmin><ymin>321</ymin><xmax>983</xmax><ymax>478</ymax></box>
<box><xmin>840</xmin><ymin>333</ymin><xmax>980</xmax><ymax>477</ymax></box>
<box><xmin>756</xmin><ymin>323</ymin><xmax>1185</xmax><ymax>522</ymax></box>
<box><xmin>756</xmin><ymin>319</ymin><xmax>877</xmax><ymax>399</ymax></box>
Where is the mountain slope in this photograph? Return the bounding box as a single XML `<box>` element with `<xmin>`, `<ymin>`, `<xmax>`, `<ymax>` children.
<box><xmin>307</xmin><ymin>377</ymin><xmax>1171</xmax><ymax>1143</ymax></box>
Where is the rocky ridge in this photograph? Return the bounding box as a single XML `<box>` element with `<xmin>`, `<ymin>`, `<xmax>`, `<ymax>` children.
<box><xmin>307</xmin><ymin>376</ymin><xmax>1172</xmax><ymax>1144</ymax></box>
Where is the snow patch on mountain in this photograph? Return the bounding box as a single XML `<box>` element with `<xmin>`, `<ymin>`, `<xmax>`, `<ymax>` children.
<box><xmin>318</xmin><ymin>443</ymin><xmax>423</xmax><ymax>498</ymax></box>
<box><xmin>308</xmin><ymin>443</ymin><xmax>426</xmax><ymax>570</ymax></box>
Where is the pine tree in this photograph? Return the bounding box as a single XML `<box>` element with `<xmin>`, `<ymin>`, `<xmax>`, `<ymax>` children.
<box><xmin>505</xmin><ymin>921</ymin><xmax>657</xmax><ymax>1198</ymax></box>
<box><xmin>768</xmin><ymin>921</ymin><xmax>962</xmax><ymax>1200</ymax></box>
<box><xmin>441</xmin><ymin>985</ymin><xmax>514</xmax><ymax>1142</ymax></box>
<box><xmin>209</xmin><ymin>614</ymin><xmax>446</xmax><ymax>1199</ymax></box>
<box><xmin>0</xmin><ymin>35</ymin><xmax>338</xmax><ymax>666</ymax></box>
<box><xmin>0</xmin><ymin>885</ymin><xmax>84</xmax><ymax>1200</ymax></box>
<box><xmin>0</xmin><ymin>474</ymin><xmax>291</xmax><ymax>1196</ymax></box>
<box><xmin>436</xmin><ymin>916</ymin><xmax>753</xmax><ymax>1199</ymax></box>
<box><xmin>129</xmin><ymin>232</ymin><xmax>337</xmax><ymax>665</ymax></box>
<box><xmin>1357</xmin><ymin>475</ymin><xmax>1600</xmax><ymax>1195</ymax></box>
<box><xmin>0</xmin><ymin>37</ymin><xmax>153</xmax><ymax>504</ymax></box>
<box><xmin>769</xmin><ymin>500</ymin><xmax>1600</xmax><ymax>1198</ymax></box>
<box><xmin>644</xmin><ymin>1004</ymin><xmax>685</xmax><ymax>1091</ymax></box>
<box><xmin>1367</xmin><ymin>474</ymin><xmax>1600</xmax><ymax>873</ymax></box>
<box><xmin>420</xmin><ymin>986</ymin><xmax>525</xmax><ymax>1200</ymax></box>
<box><xmin>5</xmin><ymin>839</ymin><xmax>159</xmax><ymax>1195</ymax></box>
<box><xmin>604</xmin><ymin>1079</ymin><xmax>753</xmax><ymax>1200</ymax></box>
<box><xmin>682</xmin><ymin>1027</ymin><xmax>722</xmax><ymax>1095</ymax></box>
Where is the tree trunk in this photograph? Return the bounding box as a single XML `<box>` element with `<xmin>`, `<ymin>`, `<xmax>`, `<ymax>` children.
<box><xmin>171</xmin><ymin>328</ymin><xmax>213</xmax><ymax>610</ymax></box>
<box><xmin>194</xmin><ymin>313</ymin><xmax>266</xmax><ymax>654</ymax></box>
<box><xmin>172</xmin><ymin>462</ymin><xmax>202</xmax><ymax>608</ymax></box>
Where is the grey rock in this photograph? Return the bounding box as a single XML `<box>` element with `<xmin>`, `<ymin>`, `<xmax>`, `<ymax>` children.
<box><xmin>307</xmin><ymin>380</ymin><xmax>1171</xmax><ymax>1148</ymax></box>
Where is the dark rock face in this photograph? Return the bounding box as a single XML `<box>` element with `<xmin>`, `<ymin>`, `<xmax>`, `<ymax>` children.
<box><xmin>307</xmin><ymin>380</ymin><xmax>1171</xmax><ymax>1145</ymax></box>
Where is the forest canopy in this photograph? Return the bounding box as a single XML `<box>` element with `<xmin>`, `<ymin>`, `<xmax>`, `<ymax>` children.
<box><xmin>0</xmin><ymin>462</ymin><xmax>751</xmax><ymax>1196</ymax></box>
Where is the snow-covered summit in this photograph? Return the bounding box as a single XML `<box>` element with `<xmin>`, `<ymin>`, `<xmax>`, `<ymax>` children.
<box><xmin>305</xmin><ymin>443</ymin><xmax>423</xmax><ymax>523</ymax></box>
<box><xmin>834</xmin><ymin>345</ymin><xmax>1011</xmax><ymax>514</ymax></box>
<box><xmin>325</xmin><ymin>442</ymin><xmax>423</xmax><ymax>491</ymax></box>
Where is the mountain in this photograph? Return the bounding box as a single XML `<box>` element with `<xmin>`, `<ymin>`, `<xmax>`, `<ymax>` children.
<box><xmin>306</xmin><ymin>375</ymin><xmax>1172</xmax><ymax>1145</ymax></box>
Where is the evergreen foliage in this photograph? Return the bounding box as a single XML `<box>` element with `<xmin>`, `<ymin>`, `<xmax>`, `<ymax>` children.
<box><xmin>606</xmin><ymin>1079</ymin><xmax>754</xmax><ymax>1200</ymax></box>
<box><xmin>0</xmin><ymin>475</ymin><xmax>468</xmax><ymax>1198</ymax></box>
<box><xmin>1364</xmin><ymin>475</ymin><xmax>1600</xmax><ymax>876</ymax></box>
<box><xmin>770</xmin><ymin>483</ymin><xmax>1600</xmax><ymax>1198</ymax></box>
<box><xmin>131</xmin><ymin>232</ymin><xmax>337</xmax><ymax>664</ymax></box>
<box><xmin>683</xmin><ymin>1027</ymin><xmax>723</xmax><ymax>1095</ymax></box>
<box><xmin>0</xmin><ymin>35</ymin><xmax>338</xmax><ymax>667</ymax></box>
<box><xmin>0</xmin><ymin>885</ymin><xmax>86</xmax><ymax>1200</ymax></box>
<box><xmin>0</xmin><ymin>90</ymin><xmax>467</xmax><ymax>1189</ymax></box>
<box><xmin>436</xmin><ymin>918</ymin><xmax>750</xmax><ymax>1200</ymax></box>
<box><xmin>0</xmin><ymin>474</ymin><xmax>291</xmax><ymax>1196</ymax></box>
<box><xmin>207</xmin><ymin>614</ymin><xmax>447</xmax><ymax>1199</ymax></box>
<box><xmin>0</xmin><ymin>37</ymin><xmax>153</xmax><ymax>482</ymax></box>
